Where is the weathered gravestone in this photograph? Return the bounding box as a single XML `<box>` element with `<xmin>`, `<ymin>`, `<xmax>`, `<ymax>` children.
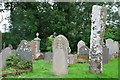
<box><xmin>44</xmin><ymin>52</ymin><xmax>53</xmax><ymax>61</ymax></box>
<box><xmin>77</xmin><ymin>40</ymin><xmax>85</xmax><ymax>55</ymax></box>
<box><xmin>28</xmin><ymin>40</ymin><xmax>36</xmax><ymax>60</ymax></box>
<box><xmin>17</xmin><ymin>40</ymin><xmax>32</xmax><ymax>61</ymax></box>
<box><xmin>68</xmin><ymin>54</ymin><xmax>77</xmax><ymax>64</ymax></box>
<box><xmin>0</xmin><ymin>31</ymin><xmax>2</xmax><ymax>52</ymax></box>
<box><xmin>0</xmin><ymin>47</ymin><xmax>13</xmax><ymax>69</ymax></box>
<box><xmin>89</xmin><ymin>5</ymin><xmax>107</xmax><ymax>74</ymax></box>
<box><xmin>52</xmin><ymin>35</ymin><xmax>69</xmax><ymax>75</ymax></box>
<box><xmin>106</xmin><ymin>39</ymin><xmax>119</xmax><ymax>58</ymax></box>
<box><xmin>102</xmin><ymin>46</ymin><xmax>109</xmax><ymax>64</ymax></box>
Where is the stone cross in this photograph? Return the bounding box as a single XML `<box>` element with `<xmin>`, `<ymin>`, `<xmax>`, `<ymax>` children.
<box><xmin>52</xmin><ymin>35</ymin><xmax>69</xmax><ymax>75</ymax></box>
<box><xmin>89</xmin><ymin>5</ymin><xmax>107</xmax><ymax>74</ymax></box>
<box><xmin>34</xmin><ymin>33</ymin><xmax>41</xmax><ymax>53</ymax></box>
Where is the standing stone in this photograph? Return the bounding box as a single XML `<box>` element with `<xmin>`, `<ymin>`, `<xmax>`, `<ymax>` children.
<box><xmin>52</xmin><ymin>35</ymin><xmax>69</xmax><ymax>75</ymax></box>
<box><xmin>89</xmin><ymin>5</ymin><xmax>107</xmax><ymax>74</ymax></box>
<box><xmin>44</xmin><ymin>52</ymin><xmax>53</xmax><ymax>61</ymax></box>
<box><xmin>77</xmin><ymin>40</ymin><xmax>85</xmax><ymax>54</ymax></box>
<box><xmin>0</xmin><ymin>47</ymin><xmax>13</xmax><ymax>69</ymax></box>
<box><xmin>34</xmin><ymin>33</ymin><xmax>41</xmax><ymax>53</ymax></box>
<box><xmin>28</xmin><ymin>40</ymin><xmax>36</xmax><ymax>60</ymax></box>
<box><xmin>17</xmin><ymin>40</ymin><xmax>32</xmax><ymax>61</ymax></box>
<box><xmin>0</xmin><ymin>31</ymin><xmax>2</xmax><ymax>52</ymax></box>
<box><xmin>102</xmin><ymin>46</ymin><xmax>109</xmax><ymax>64</ymax></box>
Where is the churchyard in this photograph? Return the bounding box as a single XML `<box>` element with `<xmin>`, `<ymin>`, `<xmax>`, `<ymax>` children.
<box><xmin>0</xmin><ymin>2</ymin><xmax>119</xmax><ymax>79</ymax></box>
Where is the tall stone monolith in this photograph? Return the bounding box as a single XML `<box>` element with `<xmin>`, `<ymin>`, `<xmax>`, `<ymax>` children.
<box><xmin>89</xmin><ymin>5</ymin><xmax>107</xmax><ymax>74</ymax></box>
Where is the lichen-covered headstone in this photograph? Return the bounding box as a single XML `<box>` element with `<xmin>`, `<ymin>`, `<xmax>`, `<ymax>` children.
<box><xmin>77</xmin><ymin>40</ymin><xmax>85</xmax><ymax>55</ymax></box>
<box><xmin>52</xmin><ymin>35</ymin><xmax>69</xmax><ymax>75</ymax></box>
<box><xmin>89</xmin><ymin>5</ymin><xmax>107</xmax><ymax>74</ymax></box>
<box><xmin>17</xmin><ymin>40</ymin><xmax>32</xmax><ymax>61</ymax></box>
<box><xmin>0</xmin><ymin>47</ymin><xmax>13</xmax><ymax>69</ymax></box>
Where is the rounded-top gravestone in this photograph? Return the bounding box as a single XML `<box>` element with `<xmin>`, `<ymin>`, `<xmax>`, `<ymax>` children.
<box><xmin>52</xmin><ymin>35</ymin><xmax>69</xmax><ymax>75</ymax></box>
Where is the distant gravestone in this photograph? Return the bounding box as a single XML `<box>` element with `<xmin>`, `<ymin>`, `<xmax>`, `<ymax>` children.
<box><xmin>106</xmin><ymin>39</ymin><xmax>119</xmax><ymax>58</ymax></box>
<box><xmin>0</xmin><ymin>31</ymin><xmax>2</xmax><ymax>52</ymax></box>
<box><xmin>52</xmin><ymin>35</ymin><xmax>69</xmax><ymax>75</ymax></box>
<box><xmin>0</xmin><ymin>47</ymin><xmax>13</xmax><ymax>69</ymax></box>
<box><xmin>102</xmin><ymin>46</ymin><xmax>109</xmax><ymax>64</ymax></box>
<box><xmin>44</xmin><ymin>52</ymin><xmax>53</xmax><ymax>61</ymax></box>
<box><xmin>79</xmin><ymin>46</ymin><xmax>89</xmax><ymax>55</ymax></box>
<box><xmin>28</xmin><ymin>40</ymin><xmax>36</xmax><ymax>60</ymax></box>
<box><xmin>77</xmin><ymin>40</ymin><xmax>85</xmax><ymax>54</ymax></box>
<box><xmin>68</xmin><ymin>54</ymin><xmax>77</xmax><ymax>64</ymax></box>
<box><xmin>17</xmin><ymin>40</ymin><xmax>32</xmax><ymax>61</ymax></box>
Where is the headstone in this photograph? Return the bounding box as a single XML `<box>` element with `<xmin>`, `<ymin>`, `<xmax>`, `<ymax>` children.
<box><xmin>34</xmin><ymin>33</ymin><xmax>41</xmax><ymax>53</ymax></box>
<box><xmin>28</xmin><ymin>40</ymin><xmax>36</xmax><ymax>60</ymax></box>
<box><xmin>89</xmin><ymin>5</ymin><xmax>107</xmax><ymax>74</ymax></box>
<box><xmin>78</xmin><ymin>46</ymin><xmax>89</xmax><ymax>63</ymax></box>
<box><xmin>44</xmin><ymin>52</ymin><xmax>53</xmax><ymax>61</ymax></box>
<box><xmin>106</xmin><ymin>39</ymin><xmax>119</xmax><ymax>58</ymax></box>
<box><xmin>68</xmin><ymin>54</ymin><xmax>77</xmax><ymax>64</ymax></box>
<box><xmin>8</xmin><ymin>44</ymin><xmax>13</xmax><ymax>49</ymax></box>
<box><xmin>16</xmin><ymin>40</ymin><xmax>32</xmax><ymax>61</ymax></box>
<box><xmin>77</xmin><ymin>40</ymin><xmax>85</xmax><ymax>54</ymax></box>
<box><xmin>52</xmin><ymin>35</ymin><xmax>69</xmax><ymax>75</ymax></box>
<box><xmin>102</xmin><ymin>46</ymin><xmax>109</xmax><ymax>64</ymax></box>
<box><xmin>0</xmin><ymin>31</ymin><xmax>2</xmax><ymax>52</ymax></box>
<box><xmin>0</xmin><ymin>47</ymin><xmax>13</xmax><ymax>69</ymax></box>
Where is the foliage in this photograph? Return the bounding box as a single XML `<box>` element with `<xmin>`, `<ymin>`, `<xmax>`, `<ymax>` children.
<box><xmin>6</xmin><ymin>54</ymin><xmax>20</xmax><ymax>68</ymax></box>
<box><xmin>3</xmin><ymin>2</ymin><xmax>120</xmax><ymax>52</ymax></box>
<box><xmin>6</xmin><ymin>58</ymin><xmax>118</xmax><ymax>78</ymax></box>
<box><xmin>5</xmin><ymin>53</ymin><xmax>32</xmax><ymax>70</ymax></box>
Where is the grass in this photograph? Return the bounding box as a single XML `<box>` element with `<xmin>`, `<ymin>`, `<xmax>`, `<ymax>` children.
<box><xmin>5</xmin><ymin>58</ymin><xmax>118</xmax><ymax>78</ymax></box>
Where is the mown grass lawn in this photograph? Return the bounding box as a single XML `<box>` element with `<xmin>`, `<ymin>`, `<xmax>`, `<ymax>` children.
<box><xmin>5</xmin><ymin>58</ymin><xmax>118</xmax><ymax>78</ymax></box>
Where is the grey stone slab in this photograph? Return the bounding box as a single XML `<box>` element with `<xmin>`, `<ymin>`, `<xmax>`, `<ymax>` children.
<box><xmin>52</xmin><ymin>35</ymin><xmax>69</xmax><ymax>75</ymax></box>
<box><xmin>44</xmin><ymin>52</ymin><xmax>53</xmax><ymax>61</ymax></box>
<box><xmin>102</xmin><ymin>46</ymin><xmax>109</xmax><ymax>64</ymax></box>
<box><xmin>79</xmin><ymin>46</ymin><xmax>89</xmax><ymax>55</ymax></box>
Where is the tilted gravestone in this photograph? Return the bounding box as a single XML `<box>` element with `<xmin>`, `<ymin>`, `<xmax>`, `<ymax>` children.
<box><xmin>89</xmin><ymin>5</ymin><xmax>107</xmax><ymax>74</ymax></box>
<box><xmin>28</xmin><ymin>40</ymin><xmax>36</xmax><ymax>60</ymax></box>
<box><xmin>77</xmin><ymin>40</ymin><xmax>85</xmax><ymax>55</ymax></box>
<box><xmin>102</xmin><ymin>46</ymin><xmax>109</xmax><ymax>64</ymax></box>
<box><xmin>17</xmin><ymin>40</ymin><xmax>32</xmax><ymax>61</ymax></box>
<box><xmin>0</xmin><ymin>47</ymin><xmax>13</xmax><ymax>69</ymax></box>
<box><xmin>44</xmin><ymin>52</ymin><xmax>53</xmax><ymax>61</ymax></box>
<box><xmin>52</xmin><ymin>35</ymin><xmax>69</xmax><ymax>75</ymax></box>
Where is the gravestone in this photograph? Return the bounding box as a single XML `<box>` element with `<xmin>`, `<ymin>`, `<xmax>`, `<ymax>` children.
<box><xmin>17</xmin><ymin>40</ymin><xmax>32</xmax><ymax>61</ymax></box>
<box><xmin>89</xmin><ymin>5</ymin><xmax>107</xmax><ymax>74</ymax></box>
<box><xmin>0</xmin><ymin>47</ymin><xmax>13</xmax><ymax>69</ymax></box>
<box><xmin>0</xmin><ymin>31</ymin><xmax>2</xmax><ymax>52</ymax></box>
<box><xmin>77</xmin><ymin>40</ymin><xmax>85</xmax><ymax>54</ymax></box>
<box><xmin>102</xmin><ymin>46</ymin><xmax>109</xmax><ymax>64</ymax></box>
<box><xmin>28</xmin><ymin>40</ymin><xmax>36</xmax><ymax>60</ymax></box>
<box><xmin>78</xmin><ymin>46</ymin><xmax>89</xmax><ymax>63</ymax></box>
<box><xmin>52</xmin><ymin>35</ymin><xmax>69</xmax><ymax>75</ymax></box>
<box><xmin>44</xmin><ymin>52</ymin><xmax>53</xmax><ymax>61</ymax></box>
<box><xmin>68</xmin><ymin>54</ymin><xmax>77</xmax><ymax>64</ymax></box>
<box><xmin>106</xmin><ymin>39</ymin><xmax>119</xmax><ymax>58</ymax></box>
